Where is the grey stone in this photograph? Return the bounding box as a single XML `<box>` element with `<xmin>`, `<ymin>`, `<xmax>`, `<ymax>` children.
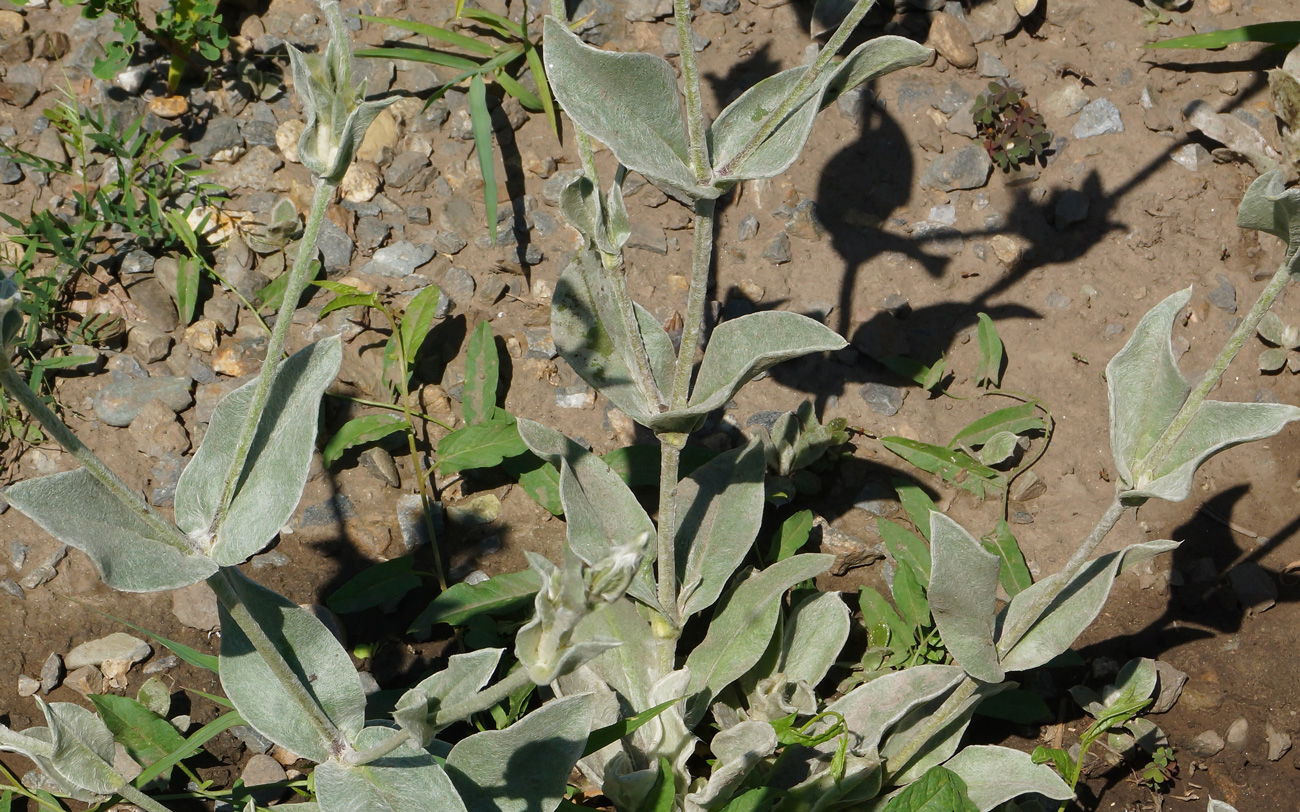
<box><xmin>1046</xmin><ymin>291</ymin><xmax>1072</xmax><ymax>309</ymax></box>
<box><xmin>1266</xmin><ymin>722</ymin><xmax>1292</xmax><ymax>761</ymax></box>
<box><xmin>215</xmin><ymin>145</ymin><xmax>283</xmax><ymax>191</ymax></box>
<box><xmin>120</xmin><ymin>249</ymin><xmax>155</xmax><ymax>275</ymax></box>
<box><xmin>396</xmin><ymin>493</ymin><xmax>444</xmax><ymax>551</ymax></box>
<box><xmin>895</xmin><ymin>79</ymin><xmax>936</xmax><ymax>115</ymax></box>
<box><xmin>1043</xmin><ymin>81</ymin><xmax>1089</xmax><ymax>119</ymax></box>
<box><xmin>911</xmin><ymin>221</ymin><xmax>964</xmax><ymax>257</ymax></box>
<box><xmin>429</xmin><ymin>230</ymin><xmax>467</xmax><ymax>255</ymax></box>
<box><xmin>40</xmin><ymin>652</ymin><xmax>62</xmax><ymax>694</ymax></box>
<box><xmin>317</xmin><ymin>218</ymin><xmax>355</xmax><ymax>272</ymax></box>
<box><xmin>920</xmin><ymin>146</ymin><xmax>992</xmax><ymax>191</ymax></box>
<box><xmin>525</xmin><ymin>327</ymin><xmax>557</xmax><ymax>359</ymax></box>
<box><xmin>0</xmin><ymin>154</ymin><xmax>23</xmax><ymax>184</ymax></box>
<box><xmin>229</xmin><ymin>725</ymin><xmax>274</xmax><ymax>754</ymax></box>
<box><xmin>360</xmin><ymin>446</ymin><xmax>401</xmax><ymax>488</ymax></box>
<box><xmin>239</xmin><ymin>118</ymin><xmax>278</xmax><ymax>147</ymax></box>
<box><xmin>859</xmin><ymin>382</ymin><xmax>905</xmax><ymax>416</ymax></box>
<box><xmin>406</xmin><ymin>205</ymin><xmax>431</xmax><ymax>225</ymax></box>
<box><xmin>703</xmin><ymin>0</ymin><xmax>738</xmax><ymax>11</ymax></box>
<box><xmin>355</xmin><ymin>217</ymin><xmax>390</xmax><ymax>253</ymax></box>
<box><xmin>9</xmin><ymin>541</ymin><xmax>26</xmax><ymax>569</ymax></box>
<box><xmin>762</xmin><ymin>232</ymin><xmax>792</xmax><ymax>265</ymax></box>
<box><xmin>531</xmin><ymin>210</ymin><xmax>559</xmax><ymax>237</ymax></box>
<box><xmin>128</xmin><ymin>276</ymin><xmax>180</xmax><ymax>332</ymax></box>
<box><xmin>835</xmin><ymin>85</ymin><xmax>869</xmax><ymax>126</ymax></box>
<box><xmin>1171</xmin><ymin>143</ymin><xmax>1213</xmax><ymax>172</ymax></box>
<box><xmin>142</xmin><ymin>654</ymin><xmax>181</xmax><ymax>674</ymax></box>
<box><xmin>65</xmin><ymin>633</ymin><xmax>151</xmax><ymax>669</ymax></box>
<box><xmin>1209</xmin><ymin>274</ymin><xmax>1236</xmax><ymax>313</ymax></box>
<box><xmin>966</xmin><ymin>0</ymin><xmax>1020</xmax><ymax>41</ymax></box>
<box><xmin>854</xmin><ymin>480</ymin><xmax>899</xmax><ymax>517</ymax></box>
<box><xmin>945</xmin><ymin>98</ymin><xmax>979</xmax><ymax>138</ymax></box>
<box><xmin>18</xmin><ymin>544</ymin><xmax>62</xmax><ymax>589</ymax></box>
<box><xmin>1226</xmin><ymin>717</ymin><xmax>1249</xmax><ymax>751</ymax></box>
<box><xmin>241</xmin><ymin>755</ymin><xmax>287</xmax><ymax>805</ymax></box>
<box><xmin>94</xmin><ymin>375</ymin><xmax>193</xmax><ymax>427</ymax></box>
<box><xmin>556</xmin><ymin>382</ymin><xmax>596</xmax><ymax>409</ymax></box>
<box><xmin>935</xmin><ymin>81</ymin><xmax>973</xmax><ymax>115</ymax></box>
<box><xmin>385</xmin><ymin>151</ymin><xmax>431</xmax><ymax>188</ymax></box>
<box><xmin>0</xmin><ymin>578</ymin><xmax>23</xmax><ymax>600</ymax></box>
<box><xmin>624</xmin><ymin>0</ymin><xmax>671</xmax><ymax>21</ymax></box>
<box><xmin>171</xmin><ymin>582</ymin><xmax>219</xmax><ymax>631</ymax></box>
<box><xmin>977</xmin><ymin>52</ymin><xmax>1010</xmax><ymax>78</ymax></box>
<box><xmin>440</xmin><ymin>195</ymin><xmax>478</xmax><ymax>234</ymax></box>
<box><xmin>627</xmin><ymin>222</ymin><xmax>668</xmax><ymax>255</ymax></box>
<box><xmin>1227</xmin><ymin>562</ymin><xmax>1276</xmax><ymax>613</ymax></box>
<box><xmin>541</xmin><ymin>170</ymin><xmax>582</xmax><ymax>207</ymax></box>
<box><xmin>1151</xmin><ymin>661</ymin><xmax>1187</xmax><ymax>713</ymax></box>
<box><xmin>737</xmin><ymin>215</ymin><xmax>759</xmax><ymax>242</ymax></box>
<box><xmin>1071</xmin><ymin>98</ymin><xmax>1124</xmax><ymax>139</ymax></box>
<box><xmin>359</xmin><ymin>240</ymin><xmax>435</xmax><ymax>277</ymax></box>
<box><xmin>661</xmin><ymin>27</ymin><xmax>709</xmax><ymax>56</ymax></box>
<box><xmin>150</xmin><ymin>452</ymin><xmax>184</xmax><ymax>507</ymax></box>
<box><xmin>1055</xmin><ymin>189</ymin><xmax>1090</xmax><ymax>228</ymax></box>
<box><xmin>301</xmin><ymin>494</ymin><xmax>356</xmax><ymax>527</ymax></box>
<box><xmin>192</xmin><ymin>117</ymin><xmax>244</xmax><ymax>161</ymax></box>
<box><xmin>439</xmin><ymin>266</ymin><xmax>476</xmax><ymax>312</ymax></box>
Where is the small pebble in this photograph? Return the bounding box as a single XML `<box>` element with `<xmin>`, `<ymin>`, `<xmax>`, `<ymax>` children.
<box><xmin>17</xmin><ymin>675</ymin><xmax>39</xmax><ymax>697</ymax></box>
<box><xmin>65</xmin><ymin>632</ymin><xmax>151</xmax><ymax>669</ymax></box>
<box><xmin>859</xmin><ymin>382</ymin><xmax>905</xmax><ymax>416</ymax></box>
<box><xmin>1072</xmin><ymin>98</ymin><xmax>1124</xmax><ymax>139</ymax></box>
<box><xmin>762</xmin><ymin>232</ymin><xmax>792</xmax><ymax>265</ymax></box>
<box><xmin>1266</xmin><ymin>723</ymin><xmax>1292</xmax><ymax>761</ymax></box>
<box><xmin>1226</xmin><ymin>717</ymin><xmax>1249</xmax><ymax>751</ymax></box>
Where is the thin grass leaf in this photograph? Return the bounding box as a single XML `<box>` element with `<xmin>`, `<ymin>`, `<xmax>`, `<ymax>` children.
<box><xmin>1147</xmin><ymin>21</ymin><xmax>1300</xmax><ymax>49</ymax></box>
<box><xmin>469</xmin><ymin>74</ymin><xmax>498</xmax><ymax>244</ymax></box>
<box><xmin>523</xmin><ymin>41</ymin><xmax>559</xmax><ymax>137</ymax></box>
<box><xmin>461</xmin><ymin>7</ymin><xmax>524</xmax><ymax>38</ymax></box>
<box><xmin>132</xmin><ymin>711</ymin><xmax>243</xmax><ymax>788</ymax></box>
<box><xmin>582</xmin><ymin>696</ymin><xmax>681</xmax><ymax>756</ymax></box>
<box><xmin>359</xmin><ymin>14</ymin><xmax>495</xmax><ymax>55</ymax></box>
<box><xmin>88</xmin><ymin>694</ymin><xmax>186</xmax><ymax>780</ymax></box>
<box><xmin>175</xmin><ymin>255</ymin><xmax>201</xmax><ymax>324</ymax></box>
<box><xmin>88</xmin><ymin>607</ymin><xmax>218</xmax><ymax>673</ymax></box>
<box><xmin>355</xmin><ymin>47</ymin><xmax>481</xmax><ymax>72</ymax></box>
<box><xmin>495</xmin><ymin>69</ymin><xmax>543</xmax><ymax>111</ymax></box>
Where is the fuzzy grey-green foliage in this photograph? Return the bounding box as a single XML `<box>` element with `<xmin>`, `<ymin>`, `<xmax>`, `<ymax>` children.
<box><xmin>927</xmin><ymin>513</ymin><xmax>1003</xmax><ymax>683</ymax></box>
<box><xmin>316</xmin><ymin>726</ymin><xmax>467</xmax><ymax>812</ymax></box>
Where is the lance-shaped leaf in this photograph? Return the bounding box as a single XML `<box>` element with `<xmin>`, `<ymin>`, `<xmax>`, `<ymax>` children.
<box><xmin>564</xmin><ymin>598</ymin><xmax>658</xmax><ymax>712</ymax></box>
<box><xmin>709</xmin><ymin>35</ymin><xmax>930</xmax><ymax>184</ymax></box>
<box><xmin>677</xmin><ymin>441</ymin><xmax>767</xmax><ymax>620</ymax></box>
<box><xmin>879</xmin><ymin>765</ymin><xmax>978</xmax><ymax>812</ymax></box>
<box><xmin>998</xmin><ymin>539</ymin><xmax>1179</xmax><ymax>673</ymax></box>
<box><xmin>928</xmin><ymin>513</ymin><xmax>1003</xmax><ymax>683</ymax></box>
<box><xmin>550</xmin><ymin>247</ymin><xmax>676</xmax><ymax>430</ymax></box>
<box><xmin>684</xmin><ymin>721</ymin><xmax>778</xmax><ymax>812</ymax></box>
<box><xmin>88</xmin><ymin>694</ymin><xmax>186</xmax><ymax>782</ymax></box>
<box><xmin>543</xmin><ymin>17</ymin><xmax>700</xmax><ymax>197</ymax></box>
<box><xmin>1236</xmin><ymin>169</ymin><xmax>1300</xmax><ymax>262</ymax></box>
<box><xmin>175</xmin><ymin>337</ymin><xmax>342</xmax><ymax>566</ymax></box>
<box><xmin>446</xmin><ymin>694</ymin><xmax>595</xmax><ymax>812</ymax></box>
<box><xmin>0</xmin><ymin>700</ymin><xmax>125</xmax><ymax>801</ymax></box>
<box><xmin>394</xmin><ymin>649</ymin><xmax>503</xmax><ymax>745</ymax></box>
<box><xmin>3</xmin><ymin>468</ymin><xmax>216</xmax><ymax>592</ymax></box>
<box><xmin>1208</xmin><ymin>799</ymin><xmax>1241</xmax><ymax>812</ymax></box>
<box><xmin>1107</xmin><ymin>289</ymin><xmax>1300</xmax><ymax>501</ymax></box>
<box><xmin>689</xmin><ymin>312</ymin><xmax>847</xmax><ymax>415</ymax></box>
<box><xmin>881</xmin><ymin>682</ymin><xmax>1009</xmax><ymax>784</ymax></box>
<box><xmin>517</xmin><ymin>419</ymin><xmax>660</xmax><ymax>609</ymax></box>
<box><xmin>316</xmin><ymin>726</ymin><xmax>469</xmax><ymax>812</ymax></box>
<box><xmin>217</xmin><ymin>568</ymin><xmax>366</xmax><ymax>763</ymax></box>
<box><xmin>685</xmin><ymin>554</ymin><xmax>834</xmax><ymax>724</ymax></box>
<box><xmin>821</xmin><ymin>666</ymin><xmax>965</xmax><ymax>756</ymax></box>
<box><xmin>779</xmin><ymin>591</ymin><xmax>850</xmax><ymax>688</ymax></box>
<box><xmin>942</xmin><ymin>745</ymin><xmax>1072</xmax><ymax>812</ymax></box>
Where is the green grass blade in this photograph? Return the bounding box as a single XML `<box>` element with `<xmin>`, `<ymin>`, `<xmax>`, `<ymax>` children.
<box><xmin>354</xmin><ymin>47</ymin><xmax>481</xmax><ymax>72</ymax></box>
<box><xmin>132</xmin><ymin>711</ymin><xmax>244</xmax><ymax>788</ymax></box>
<box><xmin>461</xmin><ymin>8</ymin><xmax>524</xmax><ymax>38</ymax></box>
<box><xmin>1146</xmin><ymin>21</ymin><xmax>1300</xmax><ymax>49</ymax></box>
<box><xmin>469</xmin><ymin>74</ymin><xmax>498</xmax><ymax>244</ymax></box>
<box><xmin>582</xmin><ymin>697</ymin><xmax>681</xmax><ymax>756</ymax></box>
<box><xmin>523</xmin><ymin>41</ymin><xmax>559</xmax><ymax>138</ymax></box>
<box><xmin>495</xmin><ymin>69</ymin><xmax>543</xmax><ymax>111</ymax></box>
<box><xmin>359</xmin><ymin>14</ymin><xmax>495</xmax><ymax>55</ymax></box>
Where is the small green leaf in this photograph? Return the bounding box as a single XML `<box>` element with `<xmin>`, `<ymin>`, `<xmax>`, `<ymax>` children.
<box><xmin>858</xmin><ymin>586</ymin><xmax>910</xmax><ymax>654</ymax></box>
<box><xmin>88</xmin><ymin>694</ymin><xmax>186</xmax><ymax>779</ymax></box>
<box><xmin>636</xmin><ymin>758</ymin><xmax>677</xmax><ymax>812</ymax></box>
<box><xmin>949</xmin><ymin>404</ymin><xmax>1044</xmax><ymax>448</ymax></box>
<box><xmin>463</xmin><ymin>321</ymin><xmax>500</xmax><ymax>426</ymax></box>
<box><xmin>877</xmin><ymin>518</ymin><xmax>931</xmax><ymax>581</ymax></box>
<box><xmin>326</xmin><ymin>556</ymin><xmax>422</xmax><ymax>613</ymax></box>
<box><xmin>977</xmin><ymin>431</ymin><xmax>1020</xmax><ymax>466</ymax></box>
<box><xmin>880</xmin><ymin>437</ymin><xmax>1004</xmax><ymax>499</ymax></box>
<box><xmin>323</xmin><ymin>414</ymin><xmax>406</xmax><ymax>467</ymax></box>
<box><xmin>890</xmin><ymin>557</ymin><xmax>929</xmax><ymax>632</ymax></box>
<box><xmin>501</xmin><ymin>453</ymin><xmax>562</xmax><ymax>516</ymax></box>
<box><xmin>175</xmin><ymin>255</ymin><xmax>201</xmax><ymax>325</ymax></box>
<box><xmin>769</xmin><ymin>509</ymin><xmax>814</xmax><ymax>563</ymax></box>
<box><xmin>893</xmin><ymin>479</ymin><xmax>938</xmax><ymax>541</ymax></box>
<box><xmin>400</xmin><ymin>285</ymin><xmax>443</xmax><ymax>370</ymax></box>
<box><xmin>408</xmin><ymin>569</ymin><xmax>542</xmax><ymax>631</ymax></box>
<box><xmin>468</xmin><ymin>75</ymin><xmax>497</xmax><ymax>244</ymax></box>
<box><xmin>974</xmin><ymin>314</ymin><xmax>1003</xmax><ymax>387</ymax></box>
<box><xmin>437</xmin><ymin>415</ymin><xmax>528</xmax><ymax>473</ymax></box>
<box><xmin>879</xmin><ymin>765</ymin><xmax>978</xmax><ymax>812</ymax></box>
<box><xmin>1146</xmin><ymin>21</ymin><xmax>1300</xmax><ymax>49</ymax></box>
<box><xmin>982</xmin><ymin>519</ymin><xmax>1033</xmax><ymax>597</ymax></box>
<box><xmin>582</xmin><ymin>696</ymin><xmax>681</xmax><ymax>757</ymax></box>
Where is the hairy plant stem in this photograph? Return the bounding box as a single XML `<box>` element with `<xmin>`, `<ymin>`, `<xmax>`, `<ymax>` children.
<box><xmin>0</xmin><ymin>360</ymin><xmax>196</xmax><ymax>555</ymax></box>
<box><xmin>656</xmin><ymin>431</ymin><xmax>685</xmax><ymax>633</ymax></box>
<box><xmin>713</xmin><ymin>0</ymin><xmax>877</xmax><ymax>178</ymax></box>
<box><xmin>118</xmin><ymin>782</ymin><xmax>177</xmax><ymax>812</ymax></box>
<box><xmin>1130</xmin><ymin>257</ymin><xmax>1296</xmax><ymax>489</ymax></box>
<box><xmin>209</xmin><ymin>180</ymin><xmax>335</xmax><ymax>534</ymax></box>
<box><xmin>672</xmin><ymin>0</ymin><xmax>710</xmax><ymax>183</ymax></box>
<box><xmin>432</xmin><ymin>665</ymin><xmax>533</xmax><ymax>728</ymax></box>
<box><xmin>207</xmin><ymin>567</ymin><xmax>344</xmax><ymax>753</ymax></box>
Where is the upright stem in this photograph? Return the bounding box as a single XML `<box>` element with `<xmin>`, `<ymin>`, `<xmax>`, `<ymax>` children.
<box><xmin>210</xmin><ymin>180</ymin><xmax>336</xmax><ymax>533</ymax></box>
<box><xmin>118</xmin><ymin>783</ymin><xmax>178</xmax><ymax>812</ymax></box>
<box><xmin>207</xmin><ymin>568</ymin><xmax>343</xmax><ymax>753</ymax></box>
<box><xmin>714</xmin><ymin>0</ymin><xmax>878</xmax><ymax>178</ymax></box>
<box><xmin>669</xmin><ymin>198</ymin><xmax>716</xmax><ymax>408</ymax></box>
<box><xmin>0</xmin><ymin>361</ymin><xmax>196</xmax><ymax>555</ymax></box>
<box><xmin>1130</xmin><ymin>258</ymin><xmax>1295</xmax><ymax>488</ymax></box>
<box><xmin>656</xmin><ymin>432</ymin><xmax>684</xmax><ymax>630</ymax></box>
<box><xmin>671</xmin><ymin>0</ymin><xmax>710</xmax><ymax>183</ymax></box>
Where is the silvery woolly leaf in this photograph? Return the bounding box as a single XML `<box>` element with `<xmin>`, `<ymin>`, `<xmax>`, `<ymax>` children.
<box><xmin>689</xmin><ymin>312</ymin><xmax>848</xmax><ymax>415</ymax></box>
<box><xmin>1236</xmin><ymin>169</ymin><xmax>1300</xmax><ymax>262</ymax></box>
<box><xmin>446</xmin><ymin>695</ymin><xmax>595</xmax><ymax>812</ymax></box>
<box><xmin>606</xmin><ymin>172</ymin><xmax>632</xmax><ymax>251</ymax></box>
<box><xmin>517</xmin><ymin>420</ymin><xmax>661</xmax><ymax>609</ymax></box>
<box><xmin>316</xmin><ymin>726</ymin><xmax>468</xmax><ymax>812</ymax></box>
<box><xmin>1207</xmin><ymin>799</ymin><xmax>1239</xmax><ymax>812</ymax></box>
<box><xmin>676</xmin><ymin>440</ymin><xmax>767</xmax><ymax>620</ymax></box>
<box><xmin>977</xmin><ymin>431</ymin><xmax>1019</xmax><ymax>466</ymax></box>
<box><xmin>2</xmin><ymin>700</ymin><xmax>125</xmax><ymax>800</ymax></box>
<box><xmin>562</xmin><ymin>598</ymin><xmax>657</xmax><ymax>711</ymax></box>
<box><xmin>550</xmin><ymin>248</ymin><xmax>676</xmax><ymax>430</ymax></box>
<box><xmin>941</xmin><ymin>746</ymin><xmax>1072</xmax><ymax>812</ymax></box>
<box><xmin>559</xmin><ymin>175</ymin><xmax>603</xmax><ymax>248</ymax></box>
<box><xmin>1107</xmin><ymin>289</ymin><xmax>1300</xmax><ymax>501</ymax></box>
<box><xmin>820</xmin><ymin>665</ymin><xmax>965</xmax><ymax>757</ymax></box>
<box><xmin>1256</xmin><ymin>310</ymin><xmax>1299</xmax><ymax>348</ymax></box>
<box><xmin>881</xmin><ymin>681</ymin><xmax>1009</xmax><ymax>784</ymax></box>
<box><xmin>684</xmin><ymin>720</ymin><xmax>777</xmax><ymax>812</ymax></box>
<box><xmin>394</xmin><ymin>649</ymin><xmax>503</xmax><ymax>745</ymax></box>
<box><xmin>0</xmin><ymin>273</ymin><xmax>22</xmax><ymax>353</ymax></box>
<box><xmin>175</xmin><ymin>337</ymin><xmax>342</xmax><ymax>566</ymax></box>
<box><xmin>778</xmin><ymin>591</ymin><xmax>850</xmax><ymax>689</ymax></box>
<box><xmin>928</xmin><ymin>513</ymin><xmax>1003</xmax><ymax>683</ymax></box>
<box><xmin>543</xmin><ymin>17</ymin><xmax>703</xmax><ymax>198</ymax></box>
<box><xmin>216</xmin><ymin>568</ymin><xmax>366</xmax><ymax>763</ymax></box>
<box><xmin>3</xmin><ymin>468</ymin><xmax>216</xmax><ymax>592</ymax></box>
<box><xmin>709</xmin><ymin>36</ymin><xmax>930</xmax><ymax>184</ymax></box>
<box><xmin>998</xmin><ymin>540</ymin><xmax>1179</xmax><ymax>673</ymax></box>
<box><xmin>684</xmin><ymin>554</ymin><xmax>834</xmax><ymax>725</ymax></box>
<box><xmin>1260</xmin><ymin>346</ymin><xmax>1289</xmax><ymax>372</ymax></box>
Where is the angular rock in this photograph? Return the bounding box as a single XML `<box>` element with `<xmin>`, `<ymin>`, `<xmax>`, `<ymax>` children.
<box><xmin>1188</xmin><ymin>730</ymin><xmax>1225</xmax><ymax>758</ymax></box>
<box><xmin>1072</xmin><ymin>98</ymin><xmax>1124</xmax><ymax>139</ymax></box>
<box><xmin>1266</xmin><ymin>722</ymin><xmax>1292</xmax><ymax>761</ymax></box>
<box><xmin>1151</xmin><ymin>660</ymin><xmax>1188</xmax><ymax>713</ymax></box>
<box><xmin>385</xmin><ymin>150</ymin><xmax>431</xmax><ymax>188</ymax></box>
<box><xmin>920</xmin><ymin>146</ymin><xmax>992</xmax><ymax>191</ymax></box>
<box><xmin>1226</xmin><ymin>717</ymin><xmax>1249</xmax><ymax>751</ymax></box>
<box><xmin>1171</xmin><ymin>143</ymin><xmax>1213</xmax><ymax>172</ymax></box>
<box><xmin>192</xmin><ymin>117</ymin><xmax>244</xmax><ymax>161</ymax></box>
<box><xmin>94</xmin><ymin>374</ymin><xmax>194</xmax><ymax>427</ymax></box>
<box><xmin>242</xmin><ymin>754</ymin><xmax>288</xmax><ymax>805</ymax></box>
<box><xmin>1043</xmin><ymin>81</ymin><xmax>1089</xmax><ymax>120</ymax></box>
<box><xmin>1208</xmin><ymin>274</ymin><xmax>1236</xmax><ymax>313</ymax></box>
<box><xmin>129</xmin><ymin>398</ymin><xmax>191</xmax><ymax>457</ymax></box>
<box><xmin>359</xmin><ymin>240</ymin><xmax>435</xmax><ymax>277</ymax></box>
<box><xmin>762</xmin><ymin>232</ymin><xmax>792</xmax><ymax>265</ymax></box>
<box><xmin>40</xmin><ymin>652</ymin><xmax>63</xmax><ymax>694</ymax></box>
<box><xmin>1055</xmin><ymin>189</ymin><xmax>1090</xmax><ymax>228</ymax></box>
<box><xmin>860</xmin><ymin>382</ymin><xmax>905</xmax><ymax>416</ymax></box>
<box><xmin>65</xmin><ymin>665</ymin><xmax>103</xmax><ymax>697</ymax></box>
<box><xmin>171</xmin><ymin>582</ymin><xmax>219</xmax><ymax>632</ymax></box>
<box><xmin>65</xmin><ymin>633</ymin><xmax>151</xmax><ymax>669</ymax></box>
<box><xmin>928</xmin><ymin>12</ymin><xmax>977</xmax><ymax>69</ymax></box>
<box><xmin>360</xmin><ymin>446</ymin><xmax>401</xmax><ymax>488</ymax></box>
<box><xmin>317</xmin><ymin>218</ymin><xmax>355</xmax><ymax>272</ymax></box>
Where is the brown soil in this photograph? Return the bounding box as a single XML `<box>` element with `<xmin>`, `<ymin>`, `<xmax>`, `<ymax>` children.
<box><xmin>2</xmin><ymin>0</ymin><xmax>1299</xmax><ymax>808</ymax></box>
